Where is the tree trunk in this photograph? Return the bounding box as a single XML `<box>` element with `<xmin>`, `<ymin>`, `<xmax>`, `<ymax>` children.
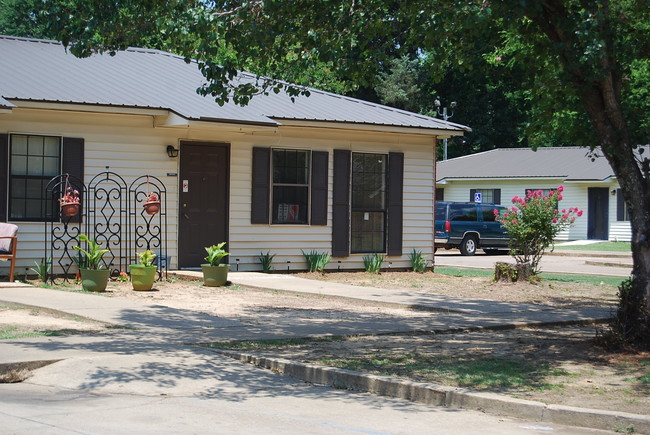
<box><xmin>527</xmin><ymin>0</ymin><xmax>650</xmax><ymax>344</ymax></box>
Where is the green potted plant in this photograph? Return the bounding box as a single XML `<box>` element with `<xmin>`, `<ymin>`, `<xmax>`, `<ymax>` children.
<box><xmin>74</xmin><ymin>234</ymin><xmax>111</xmax><ymax>291</ymax></box>
<box><xmin>130</xmin><ymin>250</ymin><xmax>157</xmax><ymax>291</ymax></box>
<box><xmin>201</xmin><ymin>242</ymin><xmax>230</xmax><ymax>287</ymax></box>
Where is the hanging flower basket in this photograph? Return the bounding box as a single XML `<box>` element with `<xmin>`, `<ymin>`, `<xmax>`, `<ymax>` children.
<box><xmin>61</xmin><ymin>202</ymin><xmax>81</xmax><ymax>217</ymax></box>
<box><xmin>59</xmin><ymin>178</ymin><xmax>81</xmax><ymax>217</ymax></box>
<box><xmin>143</xmin><ymin>192</ymin><xmax>160</xmax><ymax>215</ymax></box>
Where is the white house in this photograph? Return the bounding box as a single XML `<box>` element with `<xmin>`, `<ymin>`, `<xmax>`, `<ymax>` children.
<box><xmin>0</xmin><ymin>35</ymin><xmax>469</xmax><ymax>277</ymax></box>
<box><xmin>436</xmin><ymin>147</ymin><xmax>633</xmax><ymax>242</ymax></box>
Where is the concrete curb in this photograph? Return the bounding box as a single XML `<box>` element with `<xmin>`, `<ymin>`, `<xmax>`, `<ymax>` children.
<box><xmin>217</xmin><ymin>350</ymin><xmax>650</xmax><ymax>434</ymax></box>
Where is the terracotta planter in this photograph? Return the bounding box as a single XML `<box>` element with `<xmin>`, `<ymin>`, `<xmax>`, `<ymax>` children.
<box><xmin>79</xmin><ymin>269</ymin><xmax>110</xmax><ymax>292</ymax></box>
<box><xmin>143</xmin><ymin>201</ymin><xmax>160</xmax><ymax>215</ymax></box>
<box><xmin>201</xmin><ymin>264</ymin><xmax>229</xmax><ymax>287</ymax></box>
<box><xmin>61</xmin><ymin>202</ymin><xmax>80</xmax><ymax>217</ymax></box>
<box><xmin>130</xmin><ymin>264</ymin><xmax>157</xmax><ymax>291</ymax></box>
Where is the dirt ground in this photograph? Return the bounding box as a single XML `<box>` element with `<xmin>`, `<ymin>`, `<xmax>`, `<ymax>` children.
<box><xmin>3</xmin><ymin>272</ymin><xmax>648</xmax><ymax>416</ymax></box>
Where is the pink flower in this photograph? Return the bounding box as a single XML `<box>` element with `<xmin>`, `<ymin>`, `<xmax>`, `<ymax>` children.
<box><xmin>561</xmin><ymin>209</ymin><xmax>566</xmax><ymax>213</ymax></box>
<box><xmin>512</xmin><ymin>219</ymin><xmax>518</xmax><ymax>225</ymax></box>
<box><xmin>557</xmin><ymin>185</ymin><xmax>564</xmax><ymax>192</ymax></box>
<box><xmin>563</xmin><ymin>213</ymin><xmax>570</xmax><ymax>219</ymax></box>
<box><xmin>577</xmin><ymin>210</ymin><xmax>583</xmax><ymax>217</ymax></box>
<box><xmin>496</xmin><ymin>56</ymin><xmax>502</xmax><ymax>62</ymax></box>
<box><xmin>493</xmin><ymin>209</ymin><xmax>499</xmax><ymax>216</ymax></box>
<box><xmin>503</xmin><ymin>213</ymin><xmax>509</xmax><ymax>218</ymax></box>
<box><xmin>552</xmin><ymin>218</ymin><xmax>558</xmax><ymax>223</ymax></box>
<box><xmin>557</xmin><ymin>194</ymin><xmax>563</xmax><ymax>200</ymax></box>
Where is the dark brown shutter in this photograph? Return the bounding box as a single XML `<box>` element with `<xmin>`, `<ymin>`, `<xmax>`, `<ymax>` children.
<box><xmin>310</xmin><ymin>151</ymin><xmax>328</xmax><ymax>226</ymax></box>
<box><xmin>251</xmin><ymin>147</ymin><xmax>270</xmax><ymax>224</ymax></box>
<box><xmin>469</xmin><ymin>189</ymin><xmax>476</xmax><ymax>202</ymax></box>
<box><xmin>493</xmin><ymin>189</ymin><xmax>501</xmax><ymax>205</ymax></box>
<box><xmin>616</xmin><ymin>188</ymin><xmax>625</xmax><ymax>221</ymax></box>
<box><xmin>435</xmin><ymin>188</ymin><xmax>444</xmax><ymax>202</ymax></box>
<box><xmin>62</xmin><ymin>137</ymin><xmax>85</xmax><ymax>223</ymax></box>
<box><xmin>0</xmin><ymin>134</ymin><xmax>7</xmax><ymax>222</ymax></box>
<box><xmin>386</xmin><ymin>152</ymin><xmax>404</xmax><ymax>256</ymax></box>
<box><xmin>332</xmin><ymin>149</ymin><xmax>350</xmax><ymax>257</ymax></box>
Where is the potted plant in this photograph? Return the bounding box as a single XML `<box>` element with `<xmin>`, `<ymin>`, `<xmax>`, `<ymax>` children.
<box><xmin>201</xmin><ymin>242</ymin><xmax>230</xmax><ymax>287</ymax></box>
<box><xmin>59</xmin><ymin>186</ymin><xmax>81</xmax><ymax>216</ymax></box>
<box><xmin>73</xmin><ymin>234</ymin><xmax>111</xmax><ymax>291</ymax></box>
<box><xmin>130</xmin><ymin>250</ymin><xmax>157</xmax><ymax>291</ymax></box>
<box><xmin>143</xmin><ymin>192</ymin><xmax>160</xmax><ymax>215</ymax></box>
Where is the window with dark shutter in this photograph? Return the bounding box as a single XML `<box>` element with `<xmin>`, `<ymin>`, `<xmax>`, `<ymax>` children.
<box><xmin>311</xmin><ymin>151</ymin><xmax>328</xmax><ymax>225</ymax></box>
<box><xmin>616</xmin><ymin>189</ymin><xmax>629</xmax><ymax>221</ymax></box>
<box><xmin>8</xmin><ymin>134</ymin><xmax>62</xmax><ymax>222</ymax></box>
<box><xmin>0</xmin><ymin>134</ymin><xmax>8</xmax><ymax>222</ymax></box>
<box><xmin>62</xmin><ymin>137</ymin><xmax>84</xmax><ymax>223</ymax></box>
<box><xmin>332</xmin><ymin>149</ymin><xmax>351</xmax><ymax>256</ymax></box>
<box><xmin>251</xmin><ymin>147</ymin><xmax>271</xmax><ymax>224</ymax></box>
<box><xmin>386</xmin><ymin>152</ymin><xmax>403</xmax><ymax>256</ymax></box>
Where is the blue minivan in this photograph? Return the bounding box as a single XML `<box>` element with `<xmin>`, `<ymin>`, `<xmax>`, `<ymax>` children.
<box><xmin>435</xmin><ymin>201</ymin><xmax>509</xmax><ymax>255</ymax></box>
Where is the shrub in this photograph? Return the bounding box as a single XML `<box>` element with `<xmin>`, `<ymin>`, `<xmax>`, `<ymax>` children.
<box><xmin>363</xmin><ymin>253</ymin><xmax>384</xmax><ymax>274</ymax></box>
<box><xmin>259</xmin><ymin>251</ymin><xmax>276</xmax><ymax>273</ymax></box>
<box><xmin>408</xmin><ymin>249</ymin><xmax>427</xmax><ymax>273</ymax></box>
<box><xmin>495</xmin><ymin>186</ymin><xmax>582</xmax><ymax>274</ymax></box>
<box><xmin>302</xmin><ymin>250</ymin><xmax>331</xmax><ymax>273</ymax></box>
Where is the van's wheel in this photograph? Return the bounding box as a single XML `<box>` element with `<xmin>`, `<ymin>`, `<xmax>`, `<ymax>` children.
<box><xmin>460</xmin><ymin>235</ymin><xmax>478</xmax><ymax>256</ymax></box>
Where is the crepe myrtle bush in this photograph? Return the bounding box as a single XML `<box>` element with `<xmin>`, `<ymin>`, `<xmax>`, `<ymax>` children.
<box><xmin>495</xmin><ymin>186</ymin><xmax>583</xmax><ymax>274</ymax></box>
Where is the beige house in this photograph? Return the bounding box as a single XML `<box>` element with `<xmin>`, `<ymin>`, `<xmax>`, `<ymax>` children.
<box><xmin>0</xmin><ymin>35</ymin><xmax>469</xmax><ymax>275</ymax></box>
<box><xmin>436</xmin><ymin>147</ymin><xmax>634</xmax><ymax>242</ymax></box>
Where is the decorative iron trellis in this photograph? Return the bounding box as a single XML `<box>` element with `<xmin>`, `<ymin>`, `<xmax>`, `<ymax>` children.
<box><xmin>129</xmin><ymin>175</ymin><xmax>168</xmax><ymax>278</ymax></box>
<box><xmin>45</xmin><ymin>170</ymin><xmax>168</xmax><ymax>282</ymax></box>
<box><xmin>86</xmin><ymin>170</ymin><xmax>128</xmax><ymax>278</ymax></box>
<box><xmin>44</xmin><ymin>174</ymin><xmax>85</xmax><ymax>282</ymax></box>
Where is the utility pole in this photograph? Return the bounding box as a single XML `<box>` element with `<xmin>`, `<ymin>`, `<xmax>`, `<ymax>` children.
<box><xmin>434</xmin><ymin>98</ymin><xmax>456</xmax><ymax>160</ymax></box>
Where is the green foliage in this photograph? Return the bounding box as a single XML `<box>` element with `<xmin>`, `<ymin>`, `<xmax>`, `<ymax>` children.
<box><xmin>408</xmin><ymin>249</ymin><xmax>427</xmax><ymax>273</ymax></box>
<box><xmin>496</xmin><ymin>186</ymin><xmax>582</xmax><ymax>273</ymax></box>
<box><xmin>362</xmin><ymin>253</ymin><xmax>384</xmax><ymax>274</ymax></box>
<box><xmin>258</xmin><ymin>251</ymin><xmax>276</xmax><ymax>274</ymax></box>
<box><xmin>137</xmin><ymin>250</ymin><xmax>156</xmax><ymax>267</ymax></box>
<box><xmin>204</xmin><ymin>242</ymin><xmax>230</xmax><ymax>266</ymax></box>
<box><xmin>302</xmin><ymin>250</ymin><xmax>330</xmax><ymax>273</ymax></box>
<box><xmin>73</xmin><ymin>235</ymin><xmax>110</xmax><ymax>270</ymax></box>
<box><xmin>30</xmin><ymin>258</ymin><xmax>51</xmax><ymax>281</ymax></box>
<box><xmin>597</xmin><ymin>278</ymin><xmax>650</xmax><ymax>351</ymax></box>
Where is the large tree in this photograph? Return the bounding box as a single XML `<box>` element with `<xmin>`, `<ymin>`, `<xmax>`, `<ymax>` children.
<box><xmin>36</xmin><ymin>0</ymin><xmax>650</xmax><ymax>345</ymax></box>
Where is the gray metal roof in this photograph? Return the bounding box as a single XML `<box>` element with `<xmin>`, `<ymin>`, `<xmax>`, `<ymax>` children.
<box><xmin>436</xmin><ymin>147</ymin><xmax>617</xmax><ymax>182</ymax></box>
<box><xmin>0</xmin><ymin>35</ymin><xmax>469</xmax><ymax>132</ymax></box>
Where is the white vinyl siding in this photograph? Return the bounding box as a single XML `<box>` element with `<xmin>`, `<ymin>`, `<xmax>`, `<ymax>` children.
<box><xmin>2</xmin><ymin>107</ymin><xmax>437</xmax><ymax>274</ymax></box>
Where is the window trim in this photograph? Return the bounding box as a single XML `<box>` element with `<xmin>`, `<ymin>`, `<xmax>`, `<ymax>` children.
<box><xmin>270</xmin><ymin>147</ymin><xmax>311</xmax><ymax>225</ymax></box>
<box><xmin>8</xmin><ymin>133</ymin><xmax>62</xmax><ymax>222</ymax></box>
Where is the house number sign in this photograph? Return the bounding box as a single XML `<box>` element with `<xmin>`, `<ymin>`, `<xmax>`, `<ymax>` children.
<box><xmin>182</xmin><ymin>179</ymin><xmax>189</xmax><ymax>192</ymax></box>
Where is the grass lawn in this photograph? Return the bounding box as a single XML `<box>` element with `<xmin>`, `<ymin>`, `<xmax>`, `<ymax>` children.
<box><xmin>433</xmin><ymin>265</ymin><xmax>625</xmax><ymax>287</ymax></box>
<box><xmin>554</xmin><ymin>242</ymin><xmax>631</xmax><ymax>252</ymax></box>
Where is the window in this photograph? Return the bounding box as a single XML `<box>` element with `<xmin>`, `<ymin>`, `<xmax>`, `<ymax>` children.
<box><xmin>351</xmin><ymin>153</ymin><xmax>386</xmax><ymax>253</ymax></box>
<box><xmin>9</xmin><ymin>134</ymin><xmax>61</xmax><ymax>221</ymax></box>
<box><xmin>469</xmin><ymin>188</ymin><xmax>501</xmax><ymax>204</ymax></box>
<box><xmin>272</xmin><ymin>149</ymin><xmax>310</xmax><ymax>224</ymax></box>
<box><xmin>617</xmin><ymin>189</ymin><xmax>630</xmax><ymax>221</ymax></box>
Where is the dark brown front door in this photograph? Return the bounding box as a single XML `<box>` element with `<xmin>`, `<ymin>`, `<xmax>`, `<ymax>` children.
<box><xmin>587</xmin><ymin>187</ymin><xmax>609</xmax><ymax>240</ymax></box>
<box><xmin>178</xmin><ymin>142</ymin><xmax>230</xmax><ymax>268</ymax></box>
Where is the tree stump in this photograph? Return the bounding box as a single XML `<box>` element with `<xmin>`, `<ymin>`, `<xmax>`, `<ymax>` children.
<box><xmin>494</xmin><ymin>262</ymin><xmax>533</xmax><ymax>282</ymax></box>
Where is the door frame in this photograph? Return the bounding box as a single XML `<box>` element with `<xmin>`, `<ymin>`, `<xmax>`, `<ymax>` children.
<box><xmin>178</xmin><ymin>141</ymin><xmax>230</xmax><ymax>268</ymax></box>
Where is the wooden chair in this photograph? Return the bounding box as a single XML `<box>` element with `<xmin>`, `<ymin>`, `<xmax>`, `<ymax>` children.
<box><xmin>0</xmin><ymin>223</ymin><xmax>18</xmax><ymax>282</ymax></box>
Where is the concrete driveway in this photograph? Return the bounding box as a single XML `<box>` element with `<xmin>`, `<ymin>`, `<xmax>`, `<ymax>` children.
<box><xmin>434</xmin><ymin>249</ymin><xmax>632</xmax><ymax>277</ymax></box>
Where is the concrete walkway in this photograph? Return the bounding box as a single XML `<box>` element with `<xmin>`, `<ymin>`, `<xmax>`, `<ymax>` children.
<box><xmin>1</xmin><ymin>269</ymin><xmax>646</xmax><ymax>433</ymax></box>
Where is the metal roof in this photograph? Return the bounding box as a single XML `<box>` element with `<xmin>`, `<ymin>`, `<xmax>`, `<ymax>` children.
<box><xmin>0</xmin><ymin>35</ymin><xmax>469</xmax><ymax>133</ymax></box>
<box><xmin>436</xmin><ymin>147</ymin><xmax>617</xmax><ymax>182</ymax></box>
